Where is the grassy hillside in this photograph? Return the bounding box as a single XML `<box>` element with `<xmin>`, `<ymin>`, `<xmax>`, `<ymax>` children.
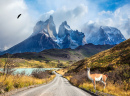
<box><xmin>64</xmin><ymin>39</ymin><xmax>130</xmax><ymax>96</ymax></box>
<box><xmin>0</xmin><ymin>44</ymin><xmax>114</xmax><ymax>68</ymax></box>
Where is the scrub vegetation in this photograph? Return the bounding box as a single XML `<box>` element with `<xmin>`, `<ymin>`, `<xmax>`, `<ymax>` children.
<box><xmin>0</xmin><ymin>58</ymin><xmax>69</xmax><ymax>68</ymax></box>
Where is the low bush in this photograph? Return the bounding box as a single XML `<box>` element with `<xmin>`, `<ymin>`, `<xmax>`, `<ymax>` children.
<box><xmin>31</xmin><ymin>69</ymin><xmax>53</xmax><ymax>79</ymax></box>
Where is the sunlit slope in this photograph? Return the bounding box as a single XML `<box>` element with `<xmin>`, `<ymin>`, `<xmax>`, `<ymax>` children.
<box><xmin>64</xmin><ymin>39</ymin><xmax>130</xmax><ymax>95</ymax></box>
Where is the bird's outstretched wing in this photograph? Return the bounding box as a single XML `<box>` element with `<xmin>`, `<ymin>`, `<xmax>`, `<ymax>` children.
<box><xmin>17</xmin><ymin>14</ymin><xmax>21</xmax><ymax>19</ymax></box>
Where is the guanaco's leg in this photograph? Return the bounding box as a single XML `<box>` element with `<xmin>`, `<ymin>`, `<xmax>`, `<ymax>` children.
<box><xmin>93</xmin><ymin>79</ymin><xmax>96</xmax><ymax>89</ymax></box>
<box><xmin>103</xmin><ymin>81</ymin><xmax>106</xmax><ymax>89</ymax></box>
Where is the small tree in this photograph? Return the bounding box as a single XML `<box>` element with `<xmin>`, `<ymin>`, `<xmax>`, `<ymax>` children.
<box><xmin>3</xmin><ymin>54</ymin><xmax>16</xmax><ymax>77</ymax></box>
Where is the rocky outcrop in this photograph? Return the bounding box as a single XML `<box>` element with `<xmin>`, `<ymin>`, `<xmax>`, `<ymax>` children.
<box><xmin>32</xmin><ymin>15</ymin><xmax>57</xmax><ymax>40</ymax></box>
<box><xmin>57</xmin><ymin>21</ymin><xmax>86</xmax><ymax>49</ymax></box>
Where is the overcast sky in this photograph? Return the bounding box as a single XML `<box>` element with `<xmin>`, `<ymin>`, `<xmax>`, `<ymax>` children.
<box><xmin>0</xmin><ymin>0</ymin><xmax>130</xmax><ymax>51</ymax></box>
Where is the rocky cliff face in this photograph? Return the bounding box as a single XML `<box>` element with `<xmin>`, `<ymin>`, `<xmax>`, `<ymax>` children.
<box><xmin>62</xmin><ymin>34</ymin><xmax>79</xmax><ymax>49</ymax></box>
<box><xmin>32</xmin><ymin>15</ymin><xmax>57</xmax><ymax>40</ymax></box>
<box><xmin>58</xmin><ymin>21</ymin><xmax>71</xmax><ymax>38</ymax></box>
<box><xmin>57</xmin><ymin>21</ymin><xmax>86</xmax><ymax>49</ymax></box>
<box><xmin>71</xmin><ymin>30</ymin><xmax>86</xmax><ymax>45</ymax></box>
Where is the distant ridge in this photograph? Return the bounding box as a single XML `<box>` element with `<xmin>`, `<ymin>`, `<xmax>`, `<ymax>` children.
<box><xmin>0</xmin><ymin>44</ymin><xmax>114</xmax><ymax>62</ymax></box>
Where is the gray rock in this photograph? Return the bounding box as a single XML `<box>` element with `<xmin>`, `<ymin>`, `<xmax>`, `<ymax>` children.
<box><xmin>58</xmin><ymin>21</ymin><xmax>86</xmax><ymax>49</ymax></box>
<box><xmin>32</xmin><ymin>15</ymin><xmax>57</xmax><ymax>40</ymax></box>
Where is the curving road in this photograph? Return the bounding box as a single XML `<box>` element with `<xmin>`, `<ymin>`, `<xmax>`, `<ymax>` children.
<box><xmin>12</xmin><ymin>72</ymin><xmax>91</xmax><ymax>96</ymax></box>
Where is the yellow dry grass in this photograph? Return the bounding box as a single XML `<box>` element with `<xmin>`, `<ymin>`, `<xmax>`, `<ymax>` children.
<box><xmin>56</xmin><ymin>69</ymin><xmax>67</xmax><ymax>75</ymax></box>
<box><xmin>0</xmin><ymin>75</ymin><xmax>55</xmax><ymax>92</ymax></box>
<box><xmin>65</xmin><ymin>76</ymin><xmax>72</xmax><ymax>81</ymax></box>
<box><xmin>79</xmin><ymin>81</ymin><xmax>130</xmax><ymax>96</ymax></box>
<box><xmin>0</xmin><ymin>58</ymin><xmax>70</xmax><ymax>68</ymax></box>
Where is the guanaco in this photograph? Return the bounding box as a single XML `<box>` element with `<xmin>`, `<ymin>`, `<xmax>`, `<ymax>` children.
<box><xmin>87</xmin><ymin>68</ymin><xmax>107</xmax><ymax>89</ymax></box>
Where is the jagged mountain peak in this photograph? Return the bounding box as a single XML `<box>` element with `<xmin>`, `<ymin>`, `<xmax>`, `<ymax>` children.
<box><xmin>62</xmin><ymin>21</ymin><xmax>67</xmax><ymax>25</ymax></box>
<box><xmin>62</xmin><ymin>21</ymin><xmax>71</xmax><ymax>30</ymax></box>
<box><xmin>32</xmin><ymin>15</ymin><xmax>57</xmax><ymax>40</ymax></box>
<box><xmin>58</xmin><ymin>21</ymin><xmax>71</xmax><ymax>38</ymax></box>
<box><xmin>49</xmin><ymin>15</ymin><xmax>53</xmax><ymax>20</ymax></box>
<box><xmin>45</xmin><ymin>15</ymin><xmax>54</xmax><ymax>23</ymax></box>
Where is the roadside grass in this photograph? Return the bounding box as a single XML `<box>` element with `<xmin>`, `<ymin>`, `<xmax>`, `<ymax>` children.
<box><xmin>0</xmin><ymin>74</ymin><xmax>55</xmax><ymax>93</ymax></box>
<box><xmin>79</xmin><ymin>81</ymin><xmax>130</xmax><ymax>96</ymax></box>
<box><xmin>64</xmin><ymin>76</ymin><xmax>130</xmax><ymax>96</ymax></box>
<box><xmin>56</xmin><ymin>68</ymin><xmax>68</xmax><ymax>75</ymax></box>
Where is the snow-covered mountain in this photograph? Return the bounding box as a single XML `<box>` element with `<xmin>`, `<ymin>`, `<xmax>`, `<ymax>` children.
<box><xmin>0</xmin><ymin>16</ymin><xmax>60</xmax><ymax>55</ymax></box>
<box><xmin>57</xmin><ymin>21</ymin><xmax>86</xmax><ymax>49</ymax></box>
<box><xmin>0</xmin><ymin>16</ymin><xmax>126</xmax><ymax>55</ymax></box>
<box><xmin>84</xmin><ymin>25</ymin><xmax>126</xmax><ymax>45</ymax></box>
<box><xmin>0</xmin><ymin>16</ymin><xmax>86</xmax><ymax>55</ymax></box>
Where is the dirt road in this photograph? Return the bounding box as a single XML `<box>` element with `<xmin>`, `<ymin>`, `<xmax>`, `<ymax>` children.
<box><xmin>12</xmin><ymin>72</ymin><xmax>92</xmax><ymax>96</ymax></box>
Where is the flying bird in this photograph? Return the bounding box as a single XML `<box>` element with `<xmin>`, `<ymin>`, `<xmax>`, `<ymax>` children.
<box><xmin>17</xmin><ymin>14</ymin><xmax>21</xmax><ymax>19</ymax></box>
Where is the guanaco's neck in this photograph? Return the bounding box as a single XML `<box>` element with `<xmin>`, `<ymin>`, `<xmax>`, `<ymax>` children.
<box><xmin>87</xmin><ymin>70</ymin><xmax>91</xmax><ymax>78</ymax></box>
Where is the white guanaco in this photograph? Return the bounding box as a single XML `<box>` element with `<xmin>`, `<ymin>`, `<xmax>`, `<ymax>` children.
<box><xmin>87</xmin><ymin>68</ymin><xmax>108</xmax><ymax>89</ymax></box>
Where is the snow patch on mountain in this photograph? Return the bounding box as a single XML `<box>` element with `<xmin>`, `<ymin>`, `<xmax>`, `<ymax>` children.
<box><xmin>84</xmin><ymin>25</ymin><xmax>126</xmax><ymax>45</ymax></box>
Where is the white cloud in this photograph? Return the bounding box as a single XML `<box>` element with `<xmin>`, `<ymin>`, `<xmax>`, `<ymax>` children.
<box><xmin>53</xmin><ymin>4</ymin><xmax>88</xmax><ymax>31</ymax></box>
<box><xmin>40</xmin><ymin>4</ymin><xmax>88</xmax><ymax>31</ymax></box>
<box><xmin>0</xmin><ymin>0</ymin><xmax>34</xmax><ymax>51</ymax></box>
<box><xmin>38</xmin><ymin>0</ymin><xmax>88</xmax><ymax>11</ymax></box>
<box><xmin>98</xmin><ymin>11</ymin><xmax>113</xmax><ymax>17</ymax></box>
<box><xmin>39</xmin><ymin>10</ymin><xmax>54</xmax><ymax>21</ymax></box>
<box><xmin>82</xmin><ymin>4</ymin><xmax>130</xmax><ymax>39</ymax></box>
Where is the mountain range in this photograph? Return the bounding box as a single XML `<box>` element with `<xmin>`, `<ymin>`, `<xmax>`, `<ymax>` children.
<box><xmin>0</xmin><ymin>16</ymin><xmax>126</xmax><ymax>55</ymax></box>
<box><xmin>0</xmin><ymin>44</ymin><xmax>114</xmax><ymax>62</ymax></box>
